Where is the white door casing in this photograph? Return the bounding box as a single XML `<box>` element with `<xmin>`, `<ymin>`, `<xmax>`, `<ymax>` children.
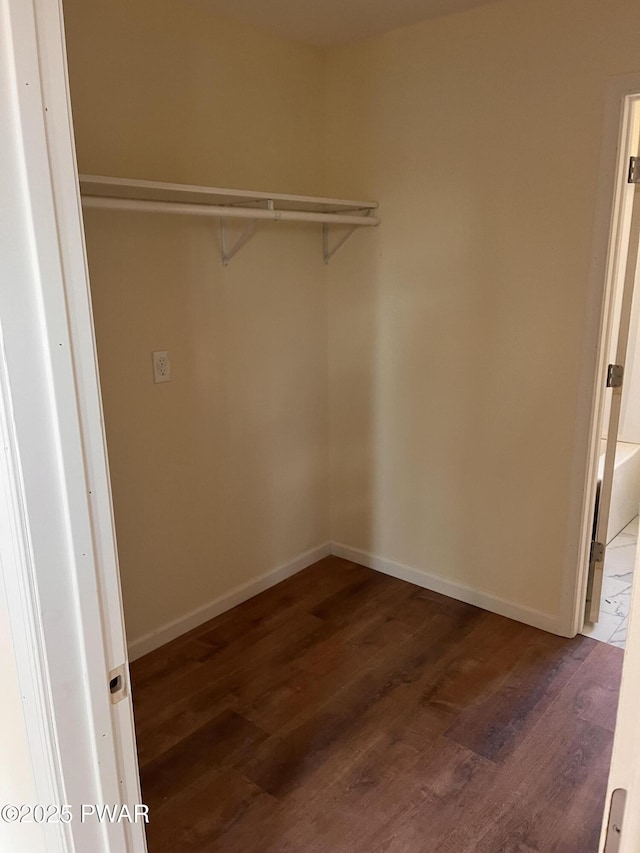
<box><xmin>600</xmin><ymin>538</ymin><xmax>640</xmax><ymax>851</ymax></box>
<box><xmin>562</xmin><ymin>79</ymin><xmax>640</xmax><ymax>636</ymax></box>
<box><xmin>590</xmin><ymin>180</ymin><xmax>640</xmax><ymax>622</ymax></box>
<box><xmin>0</xmin><ymin>1</ymin><xmax>146</xmax><ymax>851</ymax></box>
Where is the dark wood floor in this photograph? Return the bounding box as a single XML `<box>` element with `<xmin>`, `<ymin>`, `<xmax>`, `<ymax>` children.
<box><xmin>130</xmin><ymin>556</ymin><xmax>623</xmax><ymax>853</ymax></box>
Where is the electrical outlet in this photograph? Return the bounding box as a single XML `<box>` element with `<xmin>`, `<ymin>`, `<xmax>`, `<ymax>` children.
<box><xmin>152</xmin><ymin>350</ymin><xmax>171</xmax><ymax>383</ymax></box>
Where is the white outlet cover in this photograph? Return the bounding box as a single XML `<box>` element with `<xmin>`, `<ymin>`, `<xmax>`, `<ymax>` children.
<box><xmin>152</xmin><ymin>350</ymin><xmax>171</xmax><ymax>383</ymax></box>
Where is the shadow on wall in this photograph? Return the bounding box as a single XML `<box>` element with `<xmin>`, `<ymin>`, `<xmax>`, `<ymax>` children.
<box><xmin>328</xmin><ymin>168</ymin><xmax>574</xmax><ymax>615</ymax></box>
<box><xmin>86</xmin><ymin>210</ymin><xmax>329</xmax><ymax>643</ymax></box>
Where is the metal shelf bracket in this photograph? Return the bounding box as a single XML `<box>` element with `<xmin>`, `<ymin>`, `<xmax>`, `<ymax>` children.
<box><xmin>323</xmin><ymin>223</ymin><xmax>357</xmax><ymax>264</ymax></box>
<box><xmin>79</xmin><ymin>176</ymin><xmax>380</xmax><ymax>265</ymax></box>
<box><xmin>220</xmin><ymin>219</ymin><xmax>258</xmax><ymax>266</ymax></box>
<box><xmin>323</xmin><ymin>208</ymin><xmax>375</xmax><ymax>263</ymax></box>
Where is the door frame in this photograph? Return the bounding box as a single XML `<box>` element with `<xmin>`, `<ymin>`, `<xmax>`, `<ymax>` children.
<box><xmin>603</xmin><ymin>534</ymin><xmax>640</xmax><ymax>851</ymax></box>
<box><xmin>1</xmin><ymin>1</ymin><xmax>145</xmax><ymax>850</ymax></box>
<box><xmin>562</xmin><ymin>74</ymin><xmax>640</xmax><ymax>637</ymax></box>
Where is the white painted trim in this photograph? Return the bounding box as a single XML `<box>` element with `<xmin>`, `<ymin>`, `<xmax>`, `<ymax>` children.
<box><xmin>128</xmin><ymin>543</ymin><xmax>332</xmax><ymax>660</ymax></box>
<box><xmin>129</xmin><ymin>536</ymin><xmax>567</xmax><ymax>663</ymax></box>
<box><xmin>31</xmin><ymin>4</ymin><xmax>147</xmax><ymax>847</ymax></box>
<box><xmin>562</xmin><ymin>73</ymin><xmax>640</xmax><ymax>638</ymax></box>
<box><xmin>331</xmin><ymin>543</ymin><xmax>561</xmax><ymax>635</ymax></box>
<box><xmin>1</xmin><ymin>1</ymin><xmax>146</xmax><ymax>850</ymax></box>
<box><xmin>602</xmin><ymin>533</ymin><xmax>640</xmax><ymax>851</ymax></box>
<box><xmin>0</xmin><ymin>327</ymin><xmax>67</xmax><ymax>853</ymax></box>
<box><xmin>34</xmin><ymin>0</ymin><xmax>129</xmax><ymax>677</ymax></box>
<box><xmin>79</xmin><ymin>173</ymin><xmax>378</xmax><ymax>211</ymax></box>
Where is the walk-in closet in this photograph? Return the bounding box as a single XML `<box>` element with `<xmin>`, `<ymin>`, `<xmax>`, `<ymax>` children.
<box><xmin>50</xmin><ymin>0</ymin><xmax>640</xmax><ymax>848</ymax></box>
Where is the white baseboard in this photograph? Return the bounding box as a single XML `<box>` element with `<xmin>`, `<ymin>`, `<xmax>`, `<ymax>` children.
<box><xmin>128</xmin><ymin>538</ymin><xmax>562</xmax><ymax>661</ymax></box>
<box><xmin>127</xmin><ymin>541</ymin><xmax>332</xmax><ymax>661</ymax></box>
<box><xmin>330</xmin><ymin>542</ymin><xmax>561</xmax><ymax>635</ymax></box>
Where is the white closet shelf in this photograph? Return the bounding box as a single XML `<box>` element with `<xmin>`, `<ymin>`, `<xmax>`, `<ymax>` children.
<box><xmin>79</xmin><ymin>175</ymin><xmax>380</xmax><ymax>264</ymax></box>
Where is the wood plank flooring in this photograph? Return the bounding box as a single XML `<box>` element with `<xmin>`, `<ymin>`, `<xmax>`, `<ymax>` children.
<box><xmin>130</xmin><ymin>556</ymin><xmax>623</xmax><ymax>853</ymax></box>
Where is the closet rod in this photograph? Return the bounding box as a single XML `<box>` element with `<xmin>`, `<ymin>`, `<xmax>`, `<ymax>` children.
<box><xmin>82</xmin><ymin>196</ymin><xmax>380</xmax><ymax>227</ymax></box>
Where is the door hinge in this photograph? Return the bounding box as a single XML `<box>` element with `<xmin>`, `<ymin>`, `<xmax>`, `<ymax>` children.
<box><xmin>590</xmin><ymin>540</ymin><xmax>605</xmax><ymax>564</ymax></box>
<box><xmin>629</xmin><ymin>156</ymin><xmax>640</xmax><ymax>183</ymax></box>
<box><xmin>607</xmin><ymin>363</ymin><xmax>624</xmax><ymax>388</ymax></box>
<box><xmin>604</xmin><ymin>788</ymin><xmax>626</xmax><ymax>853</ymax></box>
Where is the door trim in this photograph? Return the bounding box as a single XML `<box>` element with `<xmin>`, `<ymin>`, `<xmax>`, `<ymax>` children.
<box><xmin>562</xmin><ymin>74</ymin><xmax>640</xmax><ymax>637</ymax></box>
<box><xmin>1</xmin><ymin>1</ymin><xmax>146</xmax><ymax>850</ymax></box>
<box><xmin>602</xmin><ymin>536</ymin><xmax>640</xmax><ymax>850</ymax></box>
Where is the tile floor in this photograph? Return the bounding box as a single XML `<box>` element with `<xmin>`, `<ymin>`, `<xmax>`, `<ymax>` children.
<box><xmin>582</xmin><ymin>515</ymin><xmax>637</xmax><ymax>648</ymax></box>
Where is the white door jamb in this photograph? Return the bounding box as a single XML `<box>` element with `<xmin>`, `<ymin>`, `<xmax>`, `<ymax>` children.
<box><xmin>1</xmin><ymin>1</ymin><xmax>146</xmax><ymax>850</ymax></box>
<box><xmin>561</xmin><ymin>74</ymin><xmax>640</xmax><ymax>637</ymax></box>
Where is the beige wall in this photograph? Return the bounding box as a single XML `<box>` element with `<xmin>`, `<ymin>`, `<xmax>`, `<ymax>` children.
<box><xmin>63</xmin><ymin>0</ymin><xmax>325</xmax><ymax>194</ymax></box>
<box><xmin>64</xmin><ymin>0</ymin><xmax>329</xmax><ymax>643</ymax></box>
<box><xmin>65</xmin><ymin>0</ymin><xmax>640</xmax><ymax>642</ymax></box>
<box><xmin>324</xmin><ymin>0</ymin><xmax>640</xmax><ymax>618</ymax></box>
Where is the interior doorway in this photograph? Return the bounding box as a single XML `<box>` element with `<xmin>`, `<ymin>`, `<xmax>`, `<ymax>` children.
<box><xmin>583</xmin><ymin>97</ymin><xmax>640</xmax><ymax>648</ymax></box>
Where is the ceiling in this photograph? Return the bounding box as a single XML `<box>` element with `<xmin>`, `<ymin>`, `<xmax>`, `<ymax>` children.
<box><xmin>203</xmin><ymin>0</ymin><xmax>500</xmax><ymax>47</ymax></box>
